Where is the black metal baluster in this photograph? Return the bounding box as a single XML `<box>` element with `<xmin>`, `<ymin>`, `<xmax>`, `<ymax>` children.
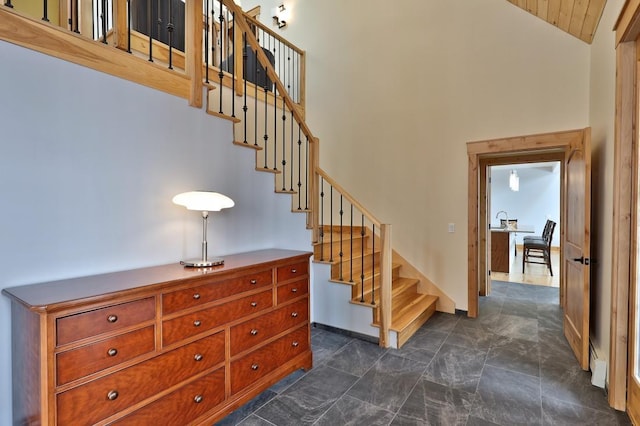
<box><xmin>271</xmin><ymin>38</ymin><xmax>278</xmax><ymax>171</ymax></box>
<box><xmin>210</xmin><ymin>7</ymin><xmax>215</xmax><ymax>70</ymax></box>
<box><xmin>156</xmin><ymin>0</ymin><xmax>162</xmax><ymax>53</ymax></box>
<box><xmin>74</xmin><ymin>0</ymin><xmax>79</xmax><ymax>32</ymax></box>
<box><xmin>320</xmin><ymin>178</ymin><xmax>325</xmax><ymax>261</ymax></box>
<box><xmin>231</xmin><ymin>10</ymin><xmax>236</xmax><ymax>117</ymax></box>
<box><xmin>204</xmin><ymin>0</ymin><xmax>209</xmax><ymax>82</ymax></box>
<box><xmin>287</xmin><ymin>45</ymin><xmax>291</xmax><ymax>98</ymax></box>
<box><xmin>349</xmin><ymin>205</ymin><xmax>354</xmax><ymax>283</ymax></box>
<box><xmin>42</xmin><ymin>0</ymin><xmax>49</xmax><ymax>21</ymax></box>
<box><xmin>167</xmin><ymin>0</ymin><xmax>174</xmax><ymax>69</ymax></box>
<box><xmin>147</xmin><ymin>0</ymin><xmax>153</xmax><ymax>58</ymax></box>
<box><xmin>254</xmin><ymin>46</ymin><xmax>258</xmax><ymax>147</ymax></box>
<box><xmin>70</xmin><ymin>0</ymin><xmax>79</xmax><ymax>32</ymax></box>
<box><xmin>127</xmin><ymin>0</ymin><xmax>131</xmax><ymax>52</ymax></box>
<box><xmin>101</xmin><ymin>0</ymin><xmax>108</xmax><ymax>42</ymax></box>
<box><xmin>289</xmin><ymin>109</ymin><xmax>294</xmax><ymax>192</ymax></box>
<box><xmin>242</xmin><ymin>32</ymin><xmax>248</xmax><ymax>144</ymax></box>
<box><xmin>360</xmin><ymin>215</ymin><xmax>365</xmax><ymax>303</ymax></box>
<box><xmin>339</xmin><ymin>195</ymin><xmax>344</xmax><ymax>281</ymax></box>
<box><xmin>297</xmin><ymin>126</ymin><xmax>302</xmax><ymax>209</ymax></box>
<box><xmin>4</xmin><ymin>0</ymin><xmax>13</xmax><ymax>9</ymax></box>
<box><xmin>305</xmin><ymin>136</ymin><xmax>309</xmax><ymax>210</ymax></box>
<box><xmin>371</xmin><ymin>225</ymin><xmax>375</xmax><ymax>305</ymax></box>
<box><xmin>329</xmin><ymin>186</ymin><xmax>334</xmax><ymax>262</ymax></box>
<box><xmin>281</xmin><ymin>98</ymin><xmax>286</xmax><ymax>188</ymax></box>
<box><xmin>218</xmin><ymin>0</ymin><xmax>224</xmax><ymax>113</ymax></box>
<box><xmin>263</xmin><ymin>76</ymin><xmax>268</xmax><ymax>169</ymax></box>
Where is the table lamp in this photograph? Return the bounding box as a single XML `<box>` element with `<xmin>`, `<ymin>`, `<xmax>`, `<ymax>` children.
<box><xmin>172</xmin><ymin>191</ymin><xmax>235</xmax><ymax>267</ymax></box>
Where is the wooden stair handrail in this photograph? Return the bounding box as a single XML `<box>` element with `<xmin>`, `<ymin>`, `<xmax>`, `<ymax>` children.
<box><xmin>223</xmin><ymin>0</ymin><xmax>314</xmax><ymax>142</ymax></box>
<box><xmin>316</xmin><ymin>167</ymin><xmax>384</xmax><ymax>228</ymax></box>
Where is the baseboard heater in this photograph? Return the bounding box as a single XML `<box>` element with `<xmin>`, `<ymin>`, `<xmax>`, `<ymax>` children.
<box><xmin>590</xmin><ymin>340</ymin><xmax>606</xmax><ymax>388</ymax></box>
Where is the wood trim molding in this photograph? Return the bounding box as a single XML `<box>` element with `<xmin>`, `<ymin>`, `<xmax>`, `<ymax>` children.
<box><xmin>609</xmin><ymin>38</ymin><xmax>637</xmax><ymax>411</ymax></box>
<box><xmin>467</xmin><ymin>130</ymin><xmax>582</xmax><ymax>319</ymax></box>
<box><xmin>0</xmin><ymin>7</ymin><xmax>190</xmax><ymax>99</ymax></box>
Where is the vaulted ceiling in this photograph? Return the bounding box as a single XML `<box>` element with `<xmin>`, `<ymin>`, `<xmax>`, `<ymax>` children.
<box><xmin>507</xmin><ymin>0</ymin><xmax>607</xmax><ymax>43</ymax></box>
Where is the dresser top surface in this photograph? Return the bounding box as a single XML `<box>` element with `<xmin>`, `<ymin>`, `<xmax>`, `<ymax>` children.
<box><xmin>2</xmin><ymin>249</ymin><xmax>311</xmax><ymax>311</ymax></box>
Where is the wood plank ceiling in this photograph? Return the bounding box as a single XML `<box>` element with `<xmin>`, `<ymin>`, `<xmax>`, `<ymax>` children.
<box><xmin>507</xmin><ymin>0</ymin><xmax>607</xmax><ymax>44</ymax></box>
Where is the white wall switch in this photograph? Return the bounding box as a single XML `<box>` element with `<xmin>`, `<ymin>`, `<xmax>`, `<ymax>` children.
<box><xmin>448</xmin><ymin>223</ymin><xmax>455</xmax><ymax>233</ymax></box>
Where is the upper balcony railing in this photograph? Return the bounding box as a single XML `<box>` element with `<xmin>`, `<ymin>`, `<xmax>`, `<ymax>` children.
<box><xmin>2</xmin><ymin>0</ymin><xmax>305</xmax><ymax>108</ymax></box>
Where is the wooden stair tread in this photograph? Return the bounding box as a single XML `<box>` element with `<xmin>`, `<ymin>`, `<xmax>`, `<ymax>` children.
<box><xmin>255</xmin><ymin>167</ymin><xmax>282</xmax><ymax>175</ymax></box>
<box><xmin>206</xmin><ymin>109</ymin><xmax>241</xmax><ymax>123</ymax></box>
<box><xmin>375</xmin><ymin>294</ymin><xmax>438</xmax><ymax>333</ymax></box>
<box><xmin>330</xmin><ymin>263</ymin><xmax>401</xmax><ymax>285</ymax></box>
<box><xmin>233</xmin><ymin>141</ymin><xmax>263</xmax><ymax>150</ymax></box>
<box><xmin>349</xmin><ymin>274</ymin><xmax>416</xmax><ymax>305</ymax></box>
<box><xmin>275</xmin><ymin>189</ymin><xmax>297</xmax><ymax>194</ymax></box>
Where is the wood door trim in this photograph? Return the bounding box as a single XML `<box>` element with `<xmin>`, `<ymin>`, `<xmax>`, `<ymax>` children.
<box><xmin>609</xmin><ymin>19</ymin><xmax>639</xmax><ymax>410</ymax></box>
<box><xmin>467</xmin><ymin>130</ymin><xmax>584</xmax><ymax>318</ymax></box>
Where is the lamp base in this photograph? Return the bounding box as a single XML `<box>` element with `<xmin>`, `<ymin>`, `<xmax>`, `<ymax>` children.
<box><xmin>180</xmin><ymin>258</ymin><xmax>225</xmax><ymax>267</ymax></box>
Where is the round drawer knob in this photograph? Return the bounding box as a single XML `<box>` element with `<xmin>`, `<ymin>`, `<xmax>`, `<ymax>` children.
<box><xmin>250</xmin><ymin>329</ymin><xmax>259</xmax><ymax>336</ymax></box>
<box><xmin>194</xmin><ymin>353</ymin><xmax>203</xmax><ymax>361</ymax></box>
<box><xmin>250</xmin><ymin>279</ymin><xmax>257</xmax><ymax>285</ymax></box>
<box><xmin>193</xmin><ymin>320</ymin><xmax>202</xmax><ymax>327</ymax></box>
<box><xmin>194</xmin><ymin>395</ymin><xmax>203</xmax><ymax>403</ymax></box>
<box><xmin>291</xmin><ymin>268</ymin><xmax>297</xmax><ymax>273</ymax></box>
<box><xmin>193</xmin><ymin>293</ymin><xmax>201</xmax><ymax>300</ymax></box>
<box><xmin>107</xmin><ymin>390</ymin><xmax>119</xmax><ymax>401</ymax></box>
<box><xmin>107</xmin><ymin>315</ymin><xmax>118</xmax><ymax>323</ymax></box>
<box><xmin>107</xmin><ymin>348</ymin><xmax>118</xmax><ymax>357</ymax></box>
<box><xmin>250</xmin><ymin>302</ymin><xmax>258</xmax><ymax>307</ymax></box>
<box><xmin>292</xmin><ymin>341</ymin><xmax>299</xmax><ymax>347</ymax></box>
<box><xmin>291</xmin><ymin>312</ymin><xmax>298</xmax><ymax>318</ymax></box>
<box><xmin>251</xmin><ymin>364</ymin><xmax>259</xmax><ymax>371</ymax></box>
<box><xmin>291</xmin><ymin>288</ymin><xmax>298</xmax><ymax>293</ymax></box>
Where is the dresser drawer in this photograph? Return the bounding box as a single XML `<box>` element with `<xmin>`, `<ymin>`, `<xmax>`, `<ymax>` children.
<box><xmin>111</xmin><ymin>367</ymin><xmax>225</xmax><ymax>426</ymax></box>
<box><xmin>277</xmin><ymin>278</ymin><xmax>309</xmax><ymax>304</ymax></box>
<box><xmin>56</xmin><ymin>331</ymin><xmax>224</xmax><ymax>426</ymax></box>
<box><xmin>230</xmin><ymin>326</ymin><xmax>309</xmax><ymax>394</ymax></box>
<box><xmin>230</xmin><ymin>298</ymin><xmax>308</xmax><ymax>356</ymax></box>
<box><xmin>162</xmin><ymin>290</ymin><xmax>273</xmax><ymax>347</ymax></box>
<box><xmin>162</xmin><ymin>269</ymin><xmax>272</xmax><ymax>315</ymax></box>
<box><xmin>276</xmin><ymin>261</ymin><xmax>308</xmax><ymax>282</ymax></box>
<box><xmin>56</xmin><ymin>326</ymin><xmax>155</xmax><ymax>385</ymax></box>
<box><xmin>56</xmin><ymin>297</ymin><xmax>155</xmax><ymax>346</ymax></box>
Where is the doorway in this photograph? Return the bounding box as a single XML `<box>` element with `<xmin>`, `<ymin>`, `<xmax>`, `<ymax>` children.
<box><xmin>489</xmin><ymin>162</ymin><xmax>561</xmax><ymax>288</ymax></box>
<box><xmin>467</xmin><ymin>128</ymin><xmax>592</xmax><ymax>370</ymax></box>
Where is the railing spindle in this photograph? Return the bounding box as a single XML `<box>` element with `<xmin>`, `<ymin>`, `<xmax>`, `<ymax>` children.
<box><xmin>204</xmin><ymin>0</ymin><xmax>209</xmax><ymax>82</ymax></box>
<box><xmin>350</xmin><ymin>205</ymin><xmax>354</xmax><ymax>283</ymax></box>
<box><xmin>73</xmin><ymin>0</ymin><xmax>80</xmax><ymax>33</ymax></box>
<box><xmin>242</xmin><ymin>32</ymin><xmax>248</xmax><ymax>144</ymax></box>
<box><xmin>156</xmin><ymin>0</ymin><xmax>161</xmax><ymax>53</ymax></box>
<box><xmin>254</xmin><ymin>48</ymin><xmax>258</xmax><ymax>147</ymax></box>
<box><xmin>329</xmin><ymin>185</ymin><xmax>333</xmax><ymax>262</ymax></box>
<box><xmin>360</xmin><ymin>215</ymin><xmax>365</xmax><ymax>303</ymax></box>
<box><xmin>320</xmin><ymin>179</ymin><xmax>325</xmax><ymax>261</ymax></box>
<box><xmin>127</xmin><ymin>0</ymin><xmax>131</xmax><ymax>52</ymax></box>
<box><xmin>297</xmin><ymin>126</ymin><xmax>302</xmax><ymax>209</ymax></box>
<box><xmin>339</xmin><ymin>195</ymin><xmax>344</xmax><ymax>281</ymax></box>
<box><xmin>371</xmin><ymin>225</ymin><xmax>375</xmax><ymax>305</ymax></box>
<box><xmin>273</xmin><ymin>86</ymin><xmax>277</xmax><ymax>171</ymax></box>
<box><xmin>147</xmin><ymin>0</ymin><xmax>152</xmax><ymax>58</ymax></box>
<box><xmin>263</xmin><ymin>77</ymin><xmax>268</xmax><ymax>169</ymax></box>
<box><xmin>231</xmin><ymin>10</ymin><xmax>235</xmax><ymax>117</ymax></box>
<box><xmin>289</xmin><ymin>109</ymin><xmax>294</xmax><ymax>191</ymax></box>
<box><xmin>281</xmin><ymin>97</ymin><xmax>286</xmax><ymax>188</ymax></box>
<box><xmin>167</xmin><ymin>0</ymin><xmax>173</xmax><ymax>69</ymax></box>
<box><xmin>4</xmin><ymin>0</ymin><xmax>13</xmax><ymax>8</ymax></box>
<box><xmin>218</xmin><ymin>0</ymin><xmax>224</xmax><ymax>113</ymax></box>
<box><xmin>42</xmin><ymin>0</ymin><xmax>49</xmax><ymax>22</ymax></box>
<box><xmin>305</xmin><ymin>136</ymin><xmax>309</xmax><ymax>210</ymax></box>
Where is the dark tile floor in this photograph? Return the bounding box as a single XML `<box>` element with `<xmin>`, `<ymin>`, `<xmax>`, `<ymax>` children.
<box><xmin>217</xmin><ymin>281</ymin><xmax>631</xmax><ymax>425</ymax></box>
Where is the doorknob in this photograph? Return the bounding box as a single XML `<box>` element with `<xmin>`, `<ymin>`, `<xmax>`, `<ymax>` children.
<box><xmin>572</xmin><ymin>256</ymin><xmax>591</xmax><ymax>265</ymax></box>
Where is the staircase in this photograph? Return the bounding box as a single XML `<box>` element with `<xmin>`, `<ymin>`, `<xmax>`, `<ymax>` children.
<box><xmin>313</xmin><ymin>226</ymin><xmax>438</xmax><ymax>348</ymax></box>
<box><xmin>0</xmin><ymin>0</ymin><xmax>449</xmax><ymax>349</ymax></box>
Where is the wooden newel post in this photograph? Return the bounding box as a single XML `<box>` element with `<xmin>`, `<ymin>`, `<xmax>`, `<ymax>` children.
<box><xmin>185</xmin><ymin>0</ymin><xmax>203</xmax><ymax>107</ymax></box>
<box><xmin>379</xmin><ymin>223</ymin><xmax>392</xmax><ymax>348</ymax></box>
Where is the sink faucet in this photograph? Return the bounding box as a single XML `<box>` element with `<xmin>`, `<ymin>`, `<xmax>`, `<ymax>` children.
<box><xmin>496</xmin><ymin>210</ymin><xmax>508</xmax><ymax>228</ymax></box>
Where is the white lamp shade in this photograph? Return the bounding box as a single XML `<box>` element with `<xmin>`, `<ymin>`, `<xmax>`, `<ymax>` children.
<box><xmin>172</xmin><ymin>191</ymin><xmax>235</xmax><ymax>212</ymax></box>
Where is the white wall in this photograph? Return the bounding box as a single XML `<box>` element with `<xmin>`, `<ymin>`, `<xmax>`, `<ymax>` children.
<box><xmin>243</xmin><ymin>0</ymin><xmax>590</xmax><ymax>310</ymax></box>
<box><xmin>588</xmin><ymin>0</ymin><xmax>626</xmax><ymax>380</ymax></box>
<box><xmin>0</xmin><ymin>40</ymin><xmax>310</xmax><ymax>425</ymax></box>
<box><xmin>490</xmin><ymin>165</ymin><xmax>561</xmax><ymax>247</ymax></box>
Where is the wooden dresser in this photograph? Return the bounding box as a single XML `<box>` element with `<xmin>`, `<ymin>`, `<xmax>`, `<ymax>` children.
<box><xmin>2</xmin><ymin>249</ymin><xmax>312</xmax><ymax>425</ymax></box>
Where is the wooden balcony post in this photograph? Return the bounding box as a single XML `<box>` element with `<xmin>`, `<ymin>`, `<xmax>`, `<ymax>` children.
<box><xmin>113</xmin><ymin>0</ymin><xmax>128</xmax><ymax>50</ymax></box>
<box><xmin>185</xmin><ymin>0</ymin><xmax>203</xmax><ymax>107</ymax></box>
<box><xmin>379</xmin><ymin>223</ymin><xmax>392</xmax><ymax>348</ymax></box>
